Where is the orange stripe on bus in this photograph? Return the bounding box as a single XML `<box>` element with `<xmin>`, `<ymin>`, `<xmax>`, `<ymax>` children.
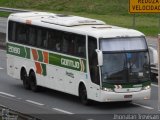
<box><xmin>35</xmin><ymin>62</ymin><xmax>42</xmax><ymax>74</ymax></box>
<box><xmin>43</xmin><ymin>51</ymin><xmax>48</xmax><ymax>63</ymax></box>
<box><xmin>32</xmin><ymin>49</ymin><xmax>38</xmax><ymax>61</ymax></box>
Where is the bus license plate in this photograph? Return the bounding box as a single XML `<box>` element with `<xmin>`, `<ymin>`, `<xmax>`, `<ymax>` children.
<box><xmin>124</xmin><ymin>95</ymin><xmax>132</xmax><ymax>98</ymax></box>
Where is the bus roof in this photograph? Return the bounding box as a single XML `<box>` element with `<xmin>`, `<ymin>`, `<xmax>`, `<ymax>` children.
<box><xmin>8</xmin><ymin>12</ymin><xmax>145</xmax><ymax>38</ymax></box>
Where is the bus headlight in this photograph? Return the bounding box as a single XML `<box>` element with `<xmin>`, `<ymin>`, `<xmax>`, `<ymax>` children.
<box><xmin>103</xmin><ymin>88</ymin><xmax>113</xmax><ymax>92</ymax></box>
<box><xmin>142</xmin><ymin>85</ymin><xmax>150</xmax><ymax>90</ymax></box>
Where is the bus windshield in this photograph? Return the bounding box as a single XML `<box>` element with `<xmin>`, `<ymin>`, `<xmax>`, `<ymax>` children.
<box><xmin>100</xmin><ymin>37</ymin><xmax>150</xmax><ymax>84</ymax></box>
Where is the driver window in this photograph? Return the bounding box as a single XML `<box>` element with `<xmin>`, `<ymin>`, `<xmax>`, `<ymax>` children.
<box><xmin>88</xmin><ymin>36</ymin><xmax>100</xmax><ymax>85</ymax></box>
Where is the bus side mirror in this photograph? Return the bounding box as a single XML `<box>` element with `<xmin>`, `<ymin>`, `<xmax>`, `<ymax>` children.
<box><xmin>96</xmin><ymin>49</ymin><xmax>103</xmax><ymax>66</ymax></box>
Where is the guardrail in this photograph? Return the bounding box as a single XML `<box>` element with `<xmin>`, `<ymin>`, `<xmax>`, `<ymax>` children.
<box><xmin>0</xmin><ymin>7</ymin><xmax>30</xmax><ymax>13</ymax></box>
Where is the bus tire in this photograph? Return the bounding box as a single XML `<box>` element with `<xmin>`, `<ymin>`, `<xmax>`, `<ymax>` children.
<box><xmin>29</xmin><ymin>71</ymin><xmax>39</xmax><ymax>92</ymax></box>
<box><xmin>21</xmin><ymin>69</ymin><xmax>30</xmax><ymax>90</ymax></box>
<box><xmin>79</xmin><ymin>84</ymin><xmax>90</xmax><ymax>105</ymax></box>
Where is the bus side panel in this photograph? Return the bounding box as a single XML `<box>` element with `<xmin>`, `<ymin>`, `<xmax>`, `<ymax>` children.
<box><xmin>43</xmin><ymin>65</ymin><xmax>80</xmax><ymax>96</ymax></box>
<box><xmin>43</xmin><ymin>64</ymin><xmax>57</xmax><ymax>90</ymax></box>
<box><xmin>7</xmin><ymin>54</ymin><xmax>15</xmax><ymax>78</ymax></box>
<box><xmin>44</xmin><ymin>65</ymin><xmax>65</xmax><ymax>92</ymax></box>
<box><xmin>87</xmin><ymin>82</ymin><xmax>101</xmax><ymax>101</ymax></box>
<box><xmin>13</xmin><ymin>57</ymin><xmax>25</xmax><ymax>79</ymax></box>
<box><xmin>64</xmin><ymin>70</ymin><xmax>86</xmax><ymax>96</ymax></box>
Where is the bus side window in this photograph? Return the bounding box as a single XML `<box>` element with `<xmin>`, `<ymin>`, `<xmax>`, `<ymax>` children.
<box><xmin>55</xmin><ymin>31</ymin><xmax>62</xmax><ymax>51</ymax></box>
<box><xmin>76</xmin><ymin>35</ymin><xmax>86</xmax><ymax>58</ymax></box>
<box><xmin>28</xmin><ymin>26</ymin><xmax>37</xmax><ymax>46</ymax></box>
<box><xmin>67</xmin><ymin>34</ymin><xmax>75</xmax><ymax>55</ymax></box>
<box><xmin>36</xmin><ymin>28</ymin><xmax>48</xmax><ymax>48</ymax></box>
<box><xmin>88</xmin><ymin>36</ymin><xmax>100</xmax><ymax>85</ymax></box>
<box><xmin>8</xmin><ymin>21</ymin><xmax>16</xmax><ymax>42</ymax></box>
<box><xmin>36</xmin><ymin>30</ymin><xmax>42</xmax><ymax>47</ymax></box>
<box><xmin>62</xmin><ymin>32</ymin><xmax>69</xmax><ymax>53</ymax></box>
<box><xmin>48</xmin><ymin>30</ymin><xmax>56</xmax><ymax>51</ymax></box>
<box><xmin>42</xmin><ymin>29</ymin><xmax>48</xmax><ymax>48</ymax></box>
<box><xmin>16</xmin><ymin>23</ymin><xmax>27</xmax><ymax>44</ymax></box>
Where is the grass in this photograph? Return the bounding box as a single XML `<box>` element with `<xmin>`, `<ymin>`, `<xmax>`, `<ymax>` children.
<box><xmin>0</xmin><ymin>11</ymin><xmax>10</xmax><ymax>17</ymax></box>
<box><xmin>0</xmin><ymin>0</ymin><xmax>159</xmax><ymax>36</ymax></box>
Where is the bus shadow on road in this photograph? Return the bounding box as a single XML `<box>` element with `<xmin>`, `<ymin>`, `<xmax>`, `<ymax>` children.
<box><xmin>16</xmin><ymin>84</ymin><xmax>139</xmax><ymax>110</ymax></box>
<box><xmin>91</xmin><ymin>101</ymin><xmax>136</xmax><ymax>110</ymax></box>
<box><xmin>36</xmin><ymin>87</ymin><xmax>136</xmax><ymax>109</ymax></box>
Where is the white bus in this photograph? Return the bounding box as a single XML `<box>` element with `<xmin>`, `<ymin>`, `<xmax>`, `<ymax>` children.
<box><xmin>7</xmin><ymin>12</ymin><xmax>151</xmax><ymax>105</ymax></box>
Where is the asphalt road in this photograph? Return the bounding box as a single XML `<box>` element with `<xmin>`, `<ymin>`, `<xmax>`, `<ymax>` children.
<box><xmin>0</xmin><ymin>49</ymin><xmax>160</xmax><ymax>120</ymax></box>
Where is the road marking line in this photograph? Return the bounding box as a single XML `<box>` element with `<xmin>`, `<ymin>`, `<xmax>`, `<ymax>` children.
<box><xmin>0</xmin><ymin>104</ymin><xmax>6</xmax><ymax>108</ymax></box>
<box><xmin>53</xmin><ymin>108</ymin><xmax>74</xmax><ymax>114</ymax></box>
<box><xmin>0</xmin><ymin>67</ymin><xmax>4</xmax><ymax>70</ymax></box>
<box><xmin>132</xmin><ymin>102</ymin><xmax>154</xmax><ymax>110</ymax></box>
<box><xmin>151</xmin><ymin>83</ymin><xmax>158</xmax><ymax>87</ymax></box>
<box><xmin>26</xmin><ymin>100</ymin><xmax>44</xmax><ymax>106</ymax></box>
<box><xmin>0</xmin><ymin>92</ymin><xmax>16</xmax><ymax>98</ymax></box>
<box><xmin>0</xmin><ymin>49</ymin><xmax>6</xmax><ymax>52</ymax></box>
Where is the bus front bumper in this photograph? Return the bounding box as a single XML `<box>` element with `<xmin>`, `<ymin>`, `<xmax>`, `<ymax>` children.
<box><xmin>100</xmin><ymin>88</ymin><xmax>151</xmax><ymax>102</ymax></box>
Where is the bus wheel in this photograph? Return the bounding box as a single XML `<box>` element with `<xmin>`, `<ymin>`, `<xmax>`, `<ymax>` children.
<box><xmin>29</xmin><ymin>71</ymin><xmax>39</xmax><ymax>92</ymax></box>
<box><xmin>21</xmin><ymin>69</ymin><xmax>30</xmax><ymax>90</ymax></box>
<box><xmin>79</xmin><ymin>84</ymin><xmax>90</xmax><ymax>105</ymax></box>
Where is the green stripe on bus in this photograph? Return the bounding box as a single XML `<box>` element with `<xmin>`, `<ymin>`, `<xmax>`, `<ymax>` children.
<box><xmin>37</xmin><ymin>50</ymin><xmax>43</xmax><ymax>62</ymax></box>
<box><xmin>7</xmin><ymin>43</ymin><xmax>87</xmax><ymax>73</ymax></box>
<box><xmin>7</xmin><ymin>43</ymin><xmax>30</xmax><ymax>59</ymax></box>
<box><xmin>49</xmin><ymin>53</ymin><xmax>87</xmax><ymax>72</ymax></box>
<box><xmin>41</xmin><ymin>63</ymin><xmax>47</xmax><ymax>76</ymax></box>
<box><xmin>25</xmin><ymin>47</ymin><xmax>30</xmax><ymax>59</ymax></box>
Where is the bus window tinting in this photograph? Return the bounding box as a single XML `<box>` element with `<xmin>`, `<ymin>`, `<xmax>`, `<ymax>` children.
<box><xmin>16</xmin><ymin>23</ymin><xmax>27</xmax><ymax>44</ymax></box>
<box><xmin>8</xmin><ymin>21</ymin><xmax>86</xmax><ymax>58</ymax></box>
<box><xmin>88</xmin><ymin>36</ymin><xmax>100</xmax><ymax>85</ymax></box>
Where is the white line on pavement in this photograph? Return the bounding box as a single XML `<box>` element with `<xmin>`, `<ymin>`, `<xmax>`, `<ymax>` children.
<box><xmin>0</xmin><ymin>49</ymin><xmax>5</xmax><ymax>52</ymax></box>
<box><xmin>0</xmin><ymin>67</ymin><xmax>4</xmax><ymax>70</ymax></box>
<box><xmin>151</xmin><ymin>83</ymin><xmax>158</xmax><ymax>87</ymax></box>
<box><xmin>0</xmin><ymin>104</ymin><xmax>6</xmax><ymax>108</ymax></box>
<box><xmin>17</xmin><ymin>98</ymin><xmax>22</xmax><ymax>100</ymax></box>
<box><xmin>0</xmin><ymin>92</ymin><xmax>16</xmax><ymax>98</ymax></box>
<box><xmin>26</xmin><ymin>100</ymin><xmax>44</xmax><ymax>106</ymax></box>
<box><xmin>132</xmin><ymin>102</ymin><xmax>154</xmax><ymax>110</ymax></box>
<box><xmin>53</xmin><ymin>108</ymin><xmax>74</xmax><ymax>114</ymax></box>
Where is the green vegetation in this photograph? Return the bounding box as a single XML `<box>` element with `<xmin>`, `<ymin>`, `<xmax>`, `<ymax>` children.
<box><xmin>0</xmin><ymin>11</ymin><xmax>10</xmax><ymax>17</ymax></box>
<box><xmin>0</xmin><ymin>0</ymin><xmax>159</xmax><ymax>36</ymax></box>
